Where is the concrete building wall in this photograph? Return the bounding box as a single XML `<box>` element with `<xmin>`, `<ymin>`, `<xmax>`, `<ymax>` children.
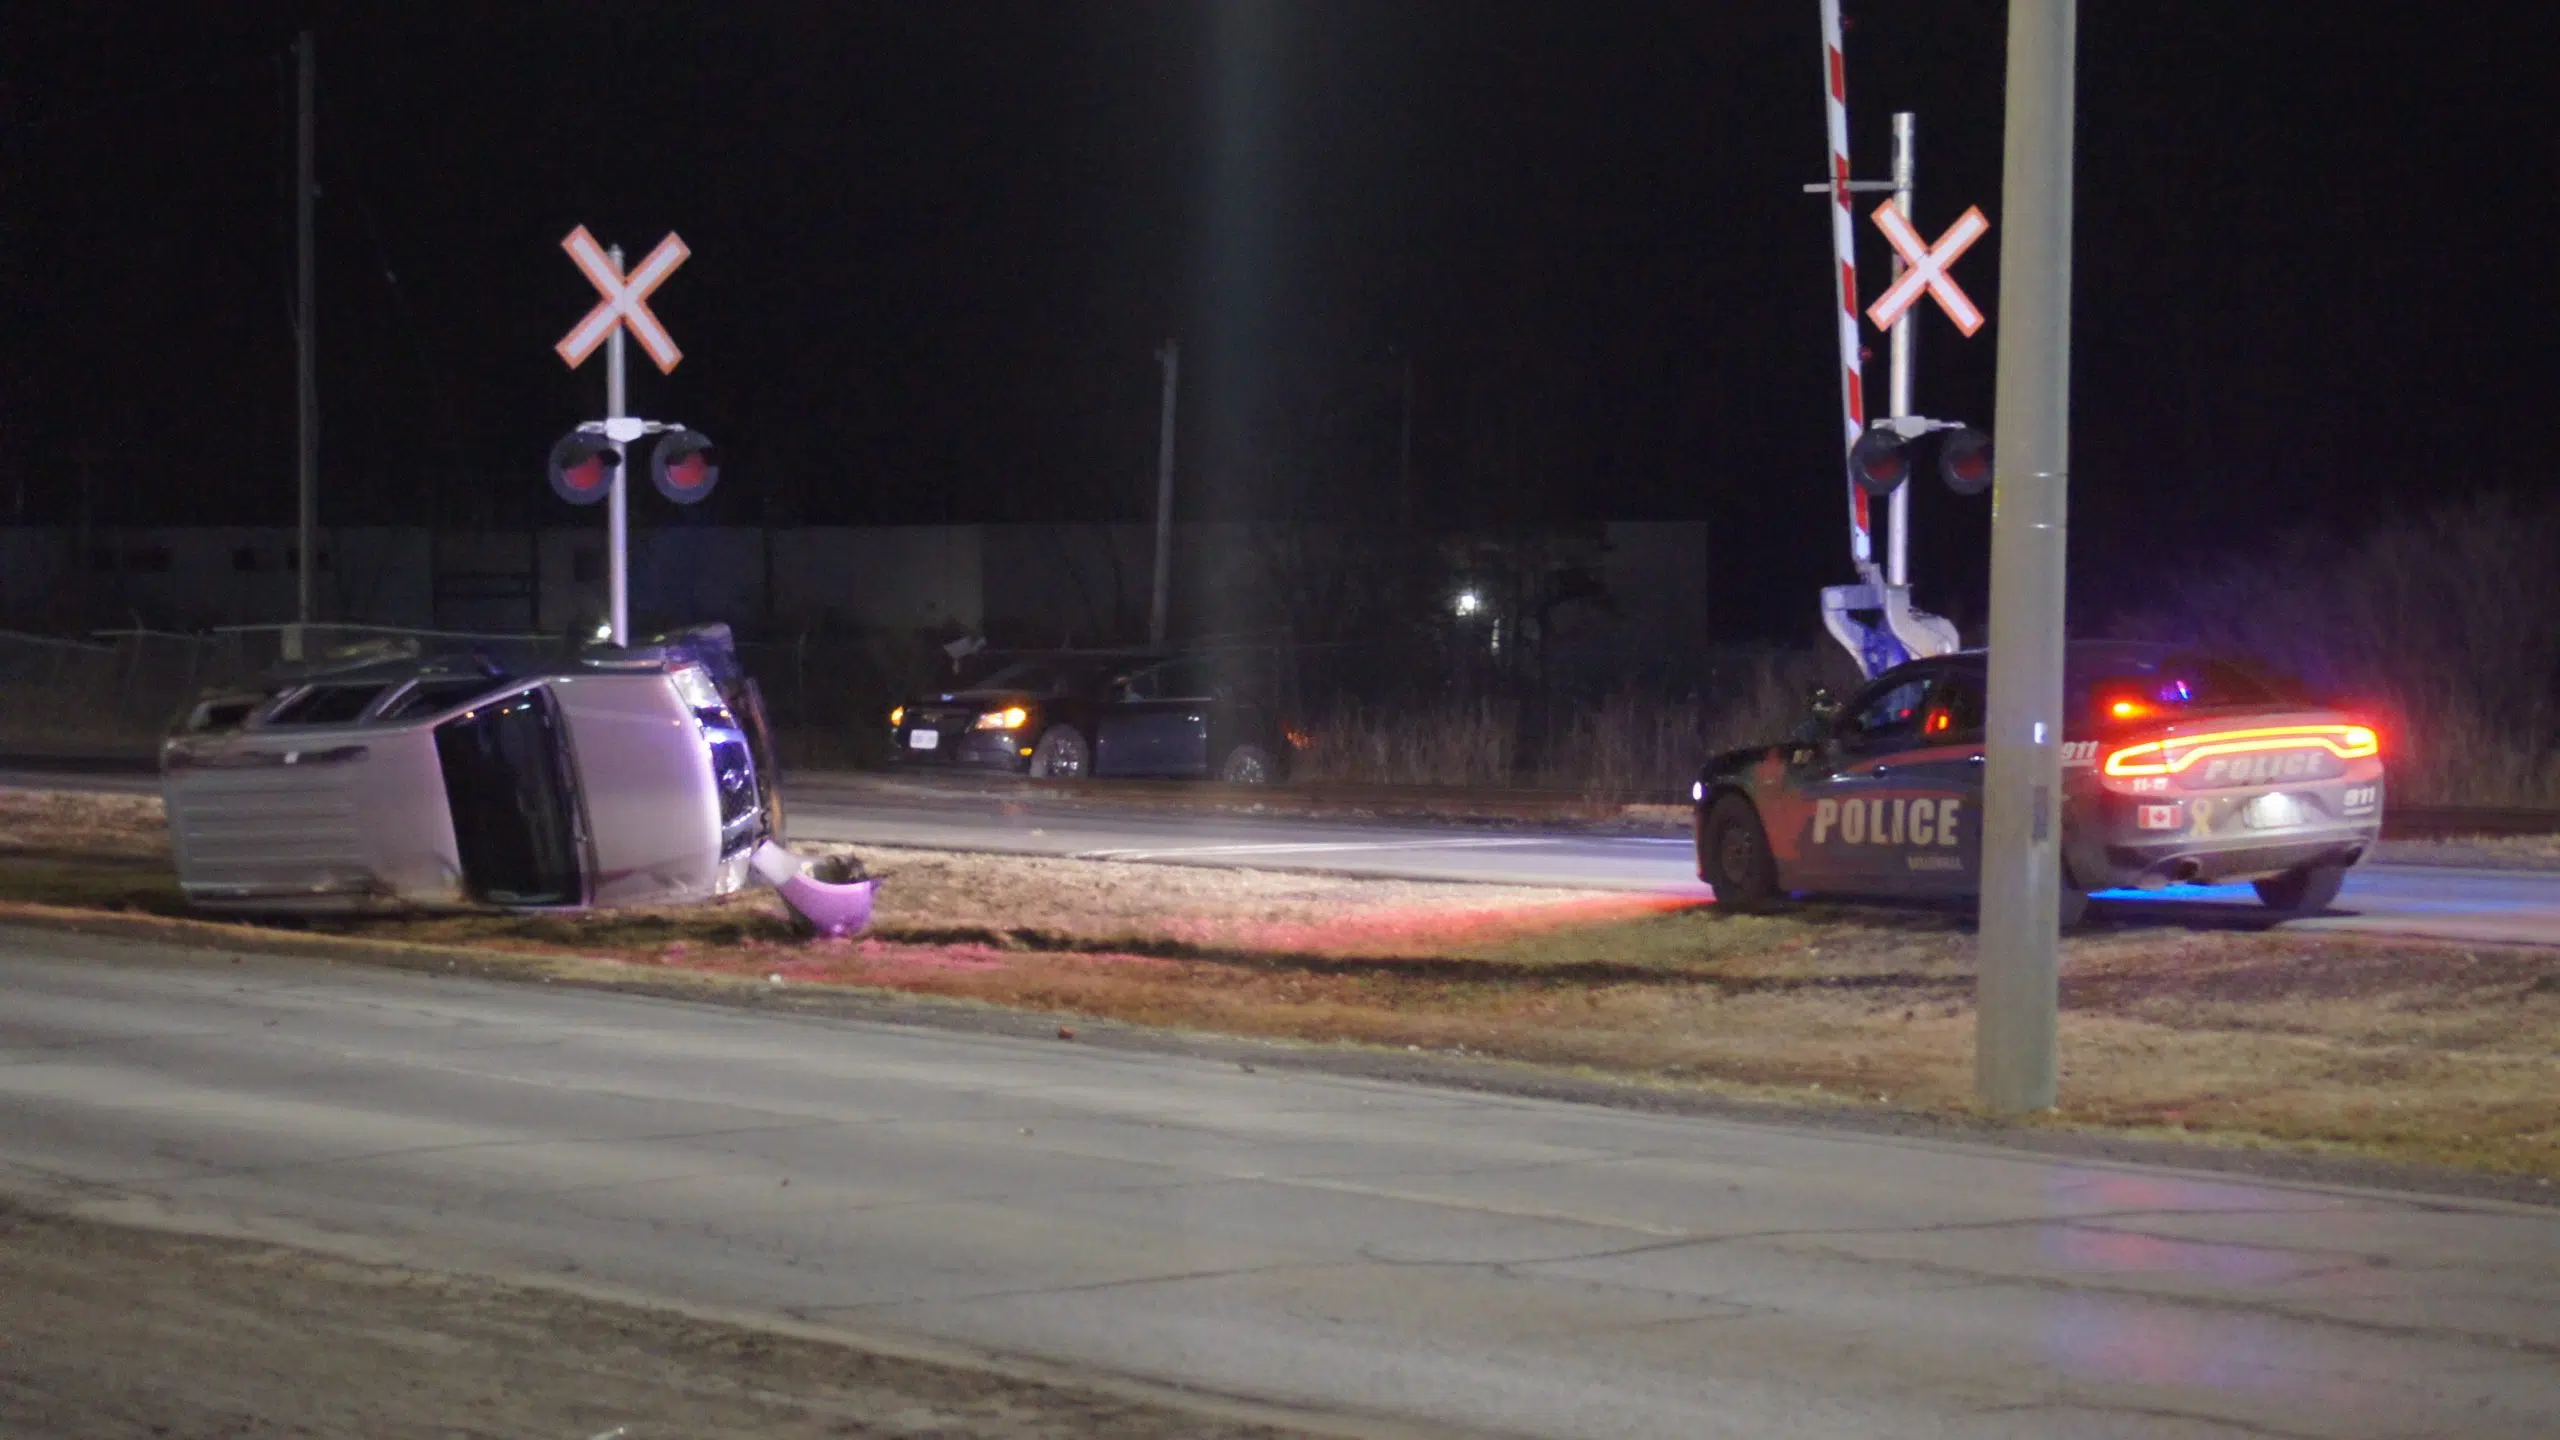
<box><xmin>766</xmin><ymin>526</ymin><xmax>983</xmax><ymax>635</ymax></box>
<box><xmin>0</xmin><ymin>527</ymin><xmax>433</xmax><ymax>632</ymax></box>
<box><xmin>0</xmin><ymin>522</ymin><xmax>1711</xmax><ymax>686</ymax></box>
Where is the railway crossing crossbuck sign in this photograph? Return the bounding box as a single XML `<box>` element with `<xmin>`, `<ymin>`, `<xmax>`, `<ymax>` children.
<box><xmin>555</xmin><ymin>226</ymin><xmax>689</xmax><ymax>374</ymax></box>
<box><xmin>1866</xmin><ymin>203</ymin><xmax>1989</xmax><ymax>336</ymax></box>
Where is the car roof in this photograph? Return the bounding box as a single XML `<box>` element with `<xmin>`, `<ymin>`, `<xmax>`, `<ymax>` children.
<box><xmin>1915</xmin><ymin>641</ymin><xmax>2216</xmax><ymax>669</ymax></box>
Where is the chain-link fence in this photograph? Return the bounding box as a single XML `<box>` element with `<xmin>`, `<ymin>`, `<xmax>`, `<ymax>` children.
<box><xmin>0</xmin><ymin>621</ymin><xmax>1833</xmax><ymax>798</ymax></box>
<box><xmin>0</xmin><ymin>625</ymin><xmax>580</xmax><ymax>755</ymax></box>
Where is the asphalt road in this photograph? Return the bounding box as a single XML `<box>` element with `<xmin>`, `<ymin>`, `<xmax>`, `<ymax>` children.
<box><xmin>8</xmin><ymin>766</ymin><xmax>2558</xmax><ymax>944</ymax></box>
<box><xmin>2</xmin><ymin>929</ymin><xmax>2553</xmax><ymax>1439</ymax></box>
<box><xmin>785</xmin><ymin>775</ymin><xmax>2560</xmax><ymax>947</ymax></box>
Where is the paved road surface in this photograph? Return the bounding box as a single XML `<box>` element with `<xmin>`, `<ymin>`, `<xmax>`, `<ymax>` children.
<box><xmin>784</xmin><ymin>776</ymin><xmax>2560</xmax><ymax>946</ymax></box>
<box><xmin>2</xmin><ymin>930</ymin><xmax>2554</xmax><ymax>1439</ymax></box>
<box><xmin>10</xmin><ymin>767</ymin><xmax>2558</xmax><ymax>945</ymax></box>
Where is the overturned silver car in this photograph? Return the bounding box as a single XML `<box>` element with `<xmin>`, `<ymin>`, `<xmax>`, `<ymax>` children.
<box><xmin>160</xmin><ymin>627</ymin><xmax>865</xmax><ymax>929</ymax></box>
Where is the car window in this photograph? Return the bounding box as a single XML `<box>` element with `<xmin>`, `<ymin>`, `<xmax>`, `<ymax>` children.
<box><xmin>1920</xmin><ymin>671</ymin><xmax>1986</xmax><ymax>744</ymax></box>
<box><xmin>2068</xmin><ymin>650</ymin><xmax>2295</xmax><ymax>723</ymax></box>
<box><xmin>972</xmin><ymin>660</ymin><xmax>1059</xmax><ymax>693</ymax></box>
<box><xmin>1840</xmin><ymin>675</ymin><xmax>1932</xmax><ymax>752</ymax></box>
<box><xmin>1154</xmin><ymin>660</ymin><xmax>1217</xmax><ymax>700</ymax></box>
<box><xmin>432</xmin><ymin>687</ymin><xmax>583</xmax><ymax>906</ymax></box>
<box><xmin>377</xmin><ymin>676</ymin><xmax>504</xmax><ymax>722</ymax></box>
<box><xmin>972</xmin><ymin>659</ymin><xmax>1113</xmax><ymax>698</ymax></box>
<box><xmin>266</xmin><ymin>683</ymin><xmax>389</xmax><ymax>726</ymax></box>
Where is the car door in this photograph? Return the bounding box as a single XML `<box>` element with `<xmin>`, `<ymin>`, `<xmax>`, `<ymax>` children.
<box><xmin>1790</xmin><ymin>667</ymin><xmax>1936</xmax><ymax>893</ymax></box>
<box><xmin>1149</xmin><ymin>658</ymin><xmax>1217</xmax><ymax>777</ymax></box>
<box><xmin>1865</xmin><ymin>666</ymin><xmax>1988</xmax><ymax>895</ymax></box>
<box><xmin>1094</xmin><ymin>661</ymin><xmax>1202</xmax><ymax>777</ymax></box>
<box><xmin>1090</xmin><ymin>665</ymin><xmax>1155</xmax><ymax>776</ymax></box>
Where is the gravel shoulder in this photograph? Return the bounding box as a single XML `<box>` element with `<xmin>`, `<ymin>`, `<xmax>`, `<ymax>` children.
<box><xmin>0</xmin><ymin>1197</ymin><xmax>1329</xmax><ymax>1440</ymax></box>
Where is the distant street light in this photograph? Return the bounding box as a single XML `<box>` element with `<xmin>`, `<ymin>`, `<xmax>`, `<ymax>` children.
<box><xmin>1452</xmin><ymin>589</ymin><xmax>1484</xmax><ymax>618</ymax></box>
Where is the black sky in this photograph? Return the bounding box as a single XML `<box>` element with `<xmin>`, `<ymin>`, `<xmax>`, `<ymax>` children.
<box><xmin>9</xmin><ymin>2</ymin><xmax>2556</xmax><ymax>640</ymax></box>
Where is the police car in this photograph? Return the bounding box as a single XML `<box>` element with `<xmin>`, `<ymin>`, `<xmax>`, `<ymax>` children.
<box><xmin>1693</xmin><ymin>642</ymin><xmax>2383</xmax><ymax>925</ymax></box>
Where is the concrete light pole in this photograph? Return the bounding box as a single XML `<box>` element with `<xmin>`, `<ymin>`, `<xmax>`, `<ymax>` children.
<box><xmin>290</xmin><ymin>32</ymin><xmax>318</xmax><ymax>659</ymax></box>
<box><xmin>1976</xmin><ymin>0</ymin><xmax>2078</xmax><ymax>1115</ymax></box>
<box><xmin>1149</xmin><ymin>339</ymin><xmax>1179</xmax><ymax>649</ymax></box>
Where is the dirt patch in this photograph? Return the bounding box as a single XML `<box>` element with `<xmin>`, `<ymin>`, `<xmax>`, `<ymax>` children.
<box><xmin>5</xmin><ymin>787</ymin><xmax>2557</xmax><ymax>1181</ymax></box>
<box><xmin>0</xmin><ymin>1198</ymin><xmax>1317</xmax><ymax>1440</ymax></box>
<box><xmin>0</xmin><ymin>788</ymin><xmax>167</xmax><ymax>858</ymax></box>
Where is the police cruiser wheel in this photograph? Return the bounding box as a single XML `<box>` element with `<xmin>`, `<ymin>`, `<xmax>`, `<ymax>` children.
<box><xmin>1028</xmin><ymin>725</ymin><xmax>1089</xmax><ymax>780</ymax></box>
<box><xmin>2252</xmin><ymin>861</ymin><xmax>2346</xmax><ymax>917</ymax></box>
<box><xmin>1701</xmin><ymin>795</ymin><xmax>1780</xmax><ymax>912</ymax></box>
<box><xmin>2056</xmin><ymin>880</ymin><xmax>2089</xmax><ymax>931</ymax></box>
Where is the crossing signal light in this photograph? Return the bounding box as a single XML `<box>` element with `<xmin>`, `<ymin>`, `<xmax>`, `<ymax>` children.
<box><xmin>650</xmin><ymin>428</ymin><xmax>720</xmax><ymax>505</ymax></box>
<box><xmin>547</xmin><ymin>432</ymin><xmax>619</xmax><ymax>507</ymax></box>
<box><xmin>1846</xmin><ymin>423</ymin><xmax>1993</xmax><ymax>498</ymax></box>
<box><xmin>1938</xmin><ymin>426</ymin><xmax>1992</xmax><ymax>496</ymax></box>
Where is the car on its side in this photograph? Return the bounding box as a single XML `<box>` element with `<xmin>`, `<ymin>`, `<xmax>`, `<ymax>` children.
<box><xmin>161</xmin><ymin>631</ymin><xmax>780</xmax><ymax>913</ymax></box>
<box><xmin>1693</xmin><ymin>642</ymin><xmax>2383</xmax><ymax>925</ymax></box>
<box><xmin>887</xmin><ymin>651</ymin><xmax>1288</xmax><ymax>784</ymax></box>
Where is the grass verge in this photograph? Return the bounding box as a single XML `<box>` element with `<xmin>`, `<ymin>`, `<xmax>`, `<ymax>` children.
<box><xmin>4</xmin><ymin>789</ymin><xmax>2556</xmax><ymax>1183</ymax></box>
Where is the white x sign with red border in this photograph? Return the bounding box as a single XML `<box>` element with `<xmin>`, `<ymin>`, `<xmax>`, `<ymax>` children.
<box><xmin>556</xmin><ymin>226</ymin><xmax>690</xmax><ymax>374</ymax></box>
<box><xmin>1866</xmin><ymin>203</ymin><xmax>1989</xmax><ymax>336</ymax></box>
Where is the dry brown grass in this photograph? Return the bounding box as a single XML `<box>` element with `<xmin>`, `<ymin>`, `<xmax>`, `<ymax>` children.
<box><xmin>1286</xmin><ymin>649</ymin><xmax>1843</xmax><ymax>798</ymax></box>
<box><xmin>0</xmin><ymin>790</ymin><xmax>170</xmax><ymax>858</ymax></box>
<box><xmin>2117</xmin><ymin>491</ymin><xmax>2560</xmax><ymax>807</ymax></box>
<box><xmin>4</xmin><ymin>788</ymin><xmax>2556</xmax><ymax>1179</ymax></box>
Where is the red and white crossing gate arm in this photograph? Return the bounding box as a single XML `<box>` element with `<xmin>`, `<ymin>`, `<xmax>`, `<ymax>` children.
<box><xmin>1818</xmin><ymin>0</ymin><xmax>1874</xmax><ymax>574</ymax></box>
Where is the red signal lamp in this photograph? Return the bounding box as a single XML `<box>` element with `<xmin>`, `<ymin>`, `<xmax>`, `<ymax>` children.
<box><xmin>650</xmin><ymin>428</ymin><xmax>721</xmax><ymax>505</ymax></box>
<box><xmin>1846</xmin><ymin>422</ymin><xmax>1994</xmax><ymax>498</ymax></box>
<box><xmin>546</xmin><ymin>431</ymin><xmax>620</xmax><ymax>507</ymax></box>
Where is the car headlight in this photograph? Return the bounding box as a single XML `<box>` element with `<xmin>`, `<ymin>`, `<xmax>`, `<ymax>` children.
<box><xmin>888</xmin><ymin>705</ymin><xmax>905</xmax><ymax>728</ymax></box>
<box><xmin>974</xmin><ymin>705</ymin><xmax>1029</xmax><ymax>731</ymax></box>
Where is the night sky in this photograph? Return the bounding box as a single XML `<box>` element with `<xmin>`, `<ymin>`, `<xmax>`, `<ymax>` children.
<box><xmin>10</xmin><ymin>2</ymin><xmax>2554</xmax><ymax>640</ymax></box>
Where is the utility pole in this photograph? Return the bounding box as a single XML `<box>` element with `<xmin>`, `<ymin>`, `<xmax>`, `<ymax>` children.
<box><xmin>1398</xmin><ymin>350</ymin><xmax>1415</xmax><ymax>530</ymax></box>
<box><xmin>1886</xmin><ymin>112</ymin><xmax>1916</xmax><ymax>589</ymax></box>
<box><xmin>290</xmin><ymin>31</ymin><xmax>318</xmax><ymax>660</ymax></box>
<box><xmin>1977</xmin><ymin>0</ymin><xmax>2078</xmax><ymax>1115</ymax></box>
<box><xmin>607</xmin><ymin>244</ymin><xmax>630</xmax><ymax>647</ymax></box>
<box><xmin>1149</xmin><ymin>339</ymin><xmax>1179</xmax><ymax>649</ymax></box>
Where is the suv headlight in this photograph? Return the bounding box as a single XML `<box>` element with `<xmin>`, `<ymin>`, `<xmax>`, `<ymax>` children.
<box><xmin>974</xmin><ymin>705</ymin><xmax>1029</xmax><ymax>731</ymax></box>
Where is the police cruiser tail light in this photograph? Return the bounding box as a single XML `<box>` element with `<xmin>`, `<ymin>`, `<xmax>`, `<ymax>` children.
<box><xmin>2102</xmin><ymin>724</ymin><xmax>2380</xmax><ymax>779</ymax></box>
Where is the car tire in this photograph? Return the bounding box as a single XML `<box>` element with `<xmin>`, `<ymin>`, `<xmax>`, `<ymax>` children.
<box><xmin>1027</xmin><ymin>725</ymin><xmax>1089</xmax><ymax>780</ymax></box>
<box><xmin>1700</xmin><ymin>794</ymin><xmax>1782</xmax><ymax>912</ymax></box>
<box><xmin>2056</xmin><ymin>880</ymin><xmax>2090</xmax><ymax>931</ymax></box>
<box><xmin>2253</xmin><ymin>861</ymin><xmax>2346</xmax><ymax>917</ymax></box>
<box><xmin>1218</xmin><ymin>743</ymin><xmax>1277</xmax><ymax>785</ymax></box>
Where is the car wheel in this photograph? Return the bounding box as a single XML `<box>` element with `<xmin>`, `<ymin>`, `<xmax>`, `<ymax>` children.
<box><xmin>2253</xmin><ymin>861</ymin><xmax>2346</xmax><ymax>916</ymax></box>
<box><xmin>1218</xmin><ymin>743</ymin><xmax>1276</xmax><ymax>785</ymax></box>
<box><xmin>2056</xmin><ymin>879</ymin><xmax>2090</xmax><ymax>930</ymax></box>
<box><xmin>1700</xmin><ymin>794</ymin><xmax>1781</xmax><ymax>912</ymax></box>
<box><xmin>1027</xmin><ymin>725</ymin><xmax>1089</xmax><ymax>780</ymax></box>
